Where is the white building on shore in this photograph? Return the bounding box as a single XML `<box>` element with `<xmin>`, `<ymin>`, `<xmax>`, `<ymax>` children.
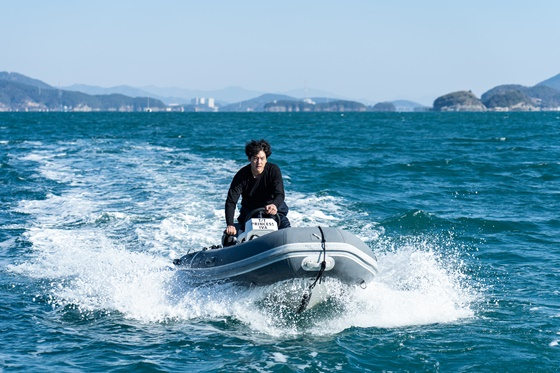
<box><xmin>191</xmin><ymin>97</ymin><xmax>216</xmax><ymax>111</ymax></box>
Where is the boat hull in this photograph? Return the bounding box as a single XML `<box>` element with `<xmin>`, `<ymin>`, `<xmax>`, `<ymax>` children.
<box><xmin>174</xmin><ymin>226</ymin><xmax>378</xmax><ymax>287</ymax></box>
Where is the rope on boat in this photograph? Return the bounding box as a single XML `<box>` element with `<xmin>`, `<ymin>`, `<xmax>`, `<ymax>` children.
<box><xmin>297</xmin><ymin>226</ymin><xmax>327</xmax><ymax>313</ymax></box>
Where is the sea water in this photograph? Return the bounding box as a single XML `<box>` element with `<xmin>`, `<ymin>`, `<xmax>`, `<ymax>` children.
<box><xmin>1</xmin><ymin>112</ymin><xmax>559</xmax><ymax>371</ymax></box>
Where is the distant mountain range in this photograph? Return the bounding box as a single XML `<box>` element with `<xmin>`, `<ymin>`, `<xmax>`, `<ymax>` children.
<box><xmin>62</xmin><ymin>84</ymin><xmax>350</xmax><ymax>107</ymax></box>
<box><xmin>0</xmin><ymin>72</ymin><xmax>166</xmax><ymax>112</ymax></box>
<box><xmin>0</xmin><ymin>71</ymin><xmax>428</xmax><ymax>112</ymax></box>
<box><xmin>2</xmin><ymin>70</ymin><xmax>559</xmax><ymax>112</ymax></box>
<box><xmin>62</xmin><ymin>83</ymin><xmax>266</xmax><ymax>106</ymax></box>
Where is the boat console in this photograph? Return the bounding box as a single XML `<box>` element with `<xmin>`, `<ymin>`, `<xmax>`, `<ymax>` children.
<box><xmin>237</xmin><ymin>217</ymin><xmax>278</xmax><ymax>243</ymax></box>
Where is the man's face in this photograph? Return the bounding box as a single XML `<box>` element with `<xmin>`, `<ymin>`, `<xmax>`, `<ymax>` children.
<box><xmin>249</xmin><ymin>150</ymin><xmax>267</xmax><ymax>176</ymax></box>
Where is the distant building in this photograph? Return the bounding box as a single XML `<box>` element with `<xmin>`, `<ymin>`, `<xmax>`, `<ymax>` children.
<box><xmin>191</xmin><ymin>97</ymin><xmax>217</xmax><ymax>112</ymax></box>
<box><xmin>191</xmin><ymin>97</ymin><xmax>215</xmax><ymax>108</ymax></box>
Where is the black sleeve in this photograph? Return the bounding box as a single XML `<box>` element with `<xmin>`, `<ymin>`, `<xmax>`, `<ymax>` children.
<box><xmin>270</xmin><ymin>164</ymin><xmax>285</xmax><ymax>208</ymax></box>
<box><xmin>225</xmin><ymin>171</ymin><xmax>244</xmax><ymax>226</ymax></box>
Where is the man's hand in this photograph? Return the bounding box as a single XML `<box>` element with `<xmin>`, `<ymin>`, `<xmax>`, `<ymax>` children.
<box><xmin>226</xmin><ymin>225</ymin><xmax>237</xmax><ymax>236</ymax></box>
<box><xmin>265</xmin><ymin>204</ymin><xmax>278</xmax><ymax>215</ymax></box>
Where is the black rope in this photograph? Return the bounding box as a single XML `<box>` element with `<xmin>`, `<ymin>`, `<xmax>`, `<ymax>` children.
<box><xmin>297</xmin><ymin>226</ymin><xmax>327</xmax><ymax>313</ymax></box>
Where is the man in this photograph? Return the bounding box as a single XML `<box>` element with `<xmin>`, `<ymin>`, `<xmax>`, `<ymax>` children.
<box><xmin>225</xmin><ymin>139</ymin><xmax>290</xmax><ymax>240</ymax></box>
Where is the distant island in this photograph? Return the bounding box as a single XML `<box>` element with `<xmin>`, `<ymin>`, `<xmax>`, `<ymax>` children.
<box><xmin>433</xmin><ymin>79</ymin><xmax>560</xmax><ymax>112</ymax></box>
<box><xmin>263</xmin><ymin>99</ymin><xmax>367</xmax><ymax>112</ymax></box>
<box><xmin>1</xmin><ymin>71</ymin><xmax>560</xmax><ymax>112</ymax></box>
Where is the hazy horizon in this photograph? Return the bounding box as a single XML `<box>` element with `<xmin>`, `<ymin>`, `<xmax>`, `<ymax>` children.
<box><xmin>2</xmin><ymin>0</ymin><xmax>559</xmax><ymax>106</ymax></box>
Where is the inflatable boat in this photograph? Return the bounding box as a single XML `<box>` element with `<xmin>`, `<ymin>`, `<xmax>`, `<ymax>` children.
<box><xmin>173</xmin><ymin>209</ymin><xmax>378</xmax><ymax>297</ymax></box>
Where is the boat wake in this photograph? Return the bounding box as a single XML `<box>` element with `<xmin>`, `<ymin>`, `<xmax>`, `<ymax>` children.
<box><xmin>6</xmin><ymin>146</ymin><xmax>480</xmax><ymax>337</ymax></box>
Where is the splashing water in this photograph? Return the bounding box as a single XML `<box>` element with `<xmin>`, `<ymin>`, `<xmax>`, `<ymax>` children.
<box><xmin>8</xmin><ymin>143</ymin><xmax>479</xmax><ymax>336</ymax></box>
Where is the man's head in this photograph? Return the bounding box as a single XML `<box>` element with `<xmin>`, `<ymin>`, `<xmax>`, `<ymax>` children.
<box><xmin>245</xmin><ymin>139</ymin><xmax>271</xmax><ymax>159</ymax></box>
<box><xmin>245</xmin><ymin>139</ymin><xmax>271</xmax><ymax>176</ymax></box>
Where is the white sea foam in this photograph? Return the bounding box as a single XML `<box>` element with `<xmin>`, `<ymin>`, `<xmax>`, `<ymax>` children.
<box><xmin>11</xmin><ymin>219</ymin><xmax>476</xmax><ymax>335</ymax></box>
<box><xmin>271</xmin><ymin>352</ymin><xmax>288</xmax><ymax>363</ymax></box>
<box><xmin>20</xmin><ymin>151</ymin><xmax>54</xmax><ymax>163</ymax></box>
<box><xmin>17</xmin><ymin>192</ymin><xmax>97</xmax><ymax>227</ymax></box>
<box><xmin>285</xmin><ymin>193</ymin><xmax>344</xmax><ymax>227</ymax></box>
<box><xmin>332</xmin><ymin>245</ymin><xmax>476</xmax><ymax>329</ymax></box>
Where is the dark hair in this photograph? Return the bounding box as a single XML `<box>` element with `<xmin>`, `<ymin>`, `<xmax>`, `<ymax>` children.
<box><xmin>245</xmin><ymin>139</ymin><xmax>272</xmax><ymax>159</ymax></box>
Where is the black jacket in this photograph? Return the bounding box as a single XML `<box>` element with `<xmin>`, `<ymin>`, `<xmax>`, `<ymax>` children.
<box><xmin>225</xmin><ymin>162</ymin><xmax>288</xmax><ymax>226</ymax></box>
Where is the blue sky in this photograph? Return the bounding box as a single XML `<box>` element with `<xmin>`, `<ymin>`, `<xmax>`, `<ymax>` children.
<box><xmin>2</xmin><ymin>0</ymin><xmax>559</xmax><ymax>105</ymax></box>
